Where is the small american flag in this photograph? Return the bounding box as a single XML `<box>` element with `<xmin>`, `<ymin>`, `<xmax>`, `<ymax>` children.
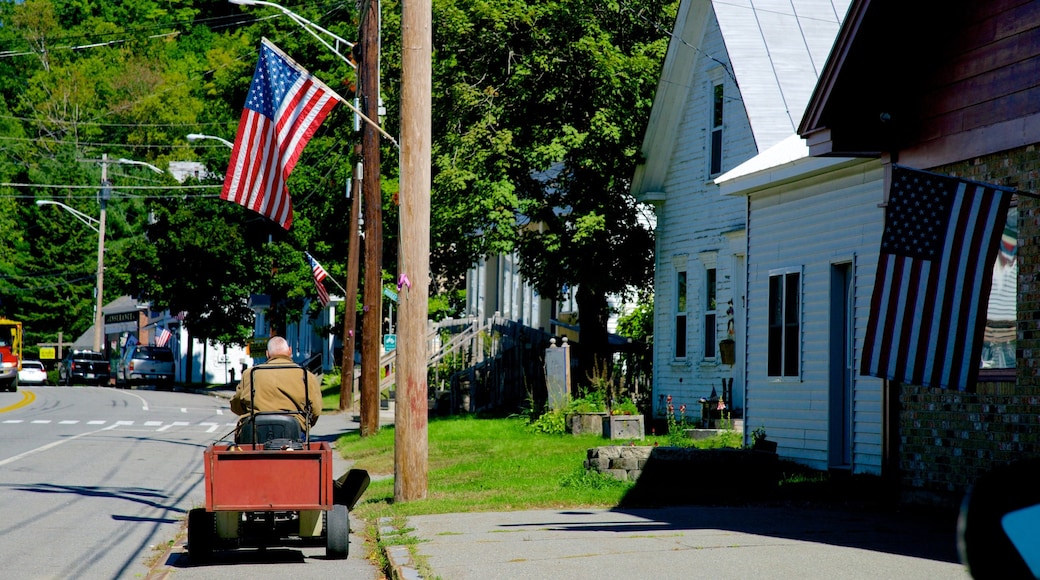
<box><xmin>306</xmin><ymin>252</ymin><xmax>330</xmax><ymax>307</ymax></box>
<box><xmin>221</xmin><ymin>38</ymin><xmax>342</xmax><ymax>230</ymax></box>
<box><xmin>156</xmin><ymin>327</ymin><xmax>172</xmax><ymax>348</ymax></box>
<box><xmin>861</xmin><ymin>166</ymin><xmax>1014</xmax><ymax>390</ymax></box>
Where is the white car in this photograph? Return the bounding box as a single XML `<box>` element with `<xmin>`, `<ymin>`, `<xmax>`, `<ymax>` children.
<box><xmin>18</xmin><ymin>360</ymin><xmax>48</xmax><ymax>386</ymax></box>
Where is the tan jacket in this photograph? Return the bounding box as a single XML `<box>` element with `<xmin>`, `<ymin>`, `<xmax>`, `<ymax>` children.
<box><xmin>230</xmin><ymin>355</ymin><xmax>322</xmax><ymax>428</ymax></box>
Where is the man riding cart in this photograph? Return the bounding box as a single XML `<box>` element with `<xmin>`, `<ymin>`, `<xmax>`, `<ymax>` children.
<box><xmin>188</xmin><ymin>337</ymin><xmax>369</xmax><ymax>562</ymax></box>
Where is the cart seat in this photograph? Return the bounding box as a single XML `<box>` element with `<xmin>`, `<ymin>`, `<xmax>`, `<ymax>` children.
<box><xmin>236</xmin><ymin>413</ymin><xmax>303</xmax><ymax>446</ymax></box>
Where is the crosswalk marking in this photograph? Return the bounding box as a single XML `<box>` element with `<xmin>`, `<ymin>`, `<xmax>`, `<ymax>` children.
<box><xmin>31</xmin><ymin>420</ymin><xmax>50</xmax><ymax>424</ymax></box>
<box><xmin>144</xmin><ymin>421</ymin><xmax>163</xmax><ymax>426</ymax></box>
<box><xmin>59</xmin><ymin>420</ymin><xmax>79</xmax><ymax>424</ymax></box>
<box><xmin>88</xmin><ymin>420</ymin><xmax>106</xmax><ymax>425</ymax></box>
<box><xmin>200</xmin><ymin>422</ymin><xmax>221</xmax><ymax>433</ymax></box>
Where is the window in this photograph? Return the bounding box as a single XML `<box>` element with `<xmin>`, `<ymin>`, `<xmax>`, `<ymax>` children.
<box><xmin>981</xmin><ymin>203</ymin><xmax>1017</xmax><ymax>372</ymax></box>
<box><xmin>709</xmin><ymin>83</ymin><xmax>724</xmax><ymax>175</ymax></box>
<box><xmin>675</xmin><ymin>270</ymin><xmax>687</xmax><ymax>358</ymax></box>
<box><xmin>704</xmin><ymin>268</ymin><xmax>717</xmax><ymax>358</ymax></box>
<box><xmin>768</xmin><ymin>269</ymin><xmax>801</xmax><ymax>377</ymax></box>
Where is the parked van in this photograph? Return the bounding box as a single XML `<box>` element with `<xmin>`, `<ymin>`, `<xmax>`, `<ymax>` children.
<box><xmin>119</xmin><ymin>346</ymin><xmax>175</xmax><ymax>388</ymax></box>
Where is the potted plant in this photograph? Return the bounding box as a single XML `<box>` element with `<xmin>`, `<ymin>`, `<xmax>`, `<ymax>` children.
<box><xmin>751</xmin><ymin>426</ymin><xmax>777</xmax><ymax>453</ymax></box>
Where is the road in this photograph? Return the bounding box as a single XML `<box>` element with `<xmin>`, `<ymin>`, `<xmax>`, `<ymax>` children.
<box><xmin>0</xmin><ymin>386</ymin><xmax>378</xmax><ymax>579</ymax></box>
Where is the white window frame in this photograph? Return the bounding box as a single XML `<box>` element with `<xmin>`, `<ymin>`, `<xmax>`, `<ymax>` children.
<box><xmin>767</xmin><ymin>266</ymin><xmax>802</xmax><ymax>381</ymax></box>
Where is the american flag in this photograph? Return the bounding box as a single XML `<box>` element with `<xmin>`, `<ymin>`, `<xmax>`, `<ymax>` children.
<box><xmin>221</xmin><ymin>38</ymin><xmax>342</xmax><ymax>230</ymax></box>
<box><xmin>156</xmin><ymin>327</ymin><xmax>172</xmax><ymax>348</ymax></box>
<box><xmin>306</xmin><ymin>252</ymin><xmax>330</xmax><ymax>307</ymax></box>
<box><xmin>861</xmin><ymin>166</ymin><xmax>1014</xmax><ymax>390</ymax></box>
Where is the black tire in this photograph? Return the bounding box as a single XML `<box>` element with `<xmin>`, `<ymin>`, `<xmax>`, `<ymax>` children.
<box><xmin>326</xmin><ymin>504</ymin><xmax>349</xmax><ymax>559</ymax></box>
<box><xmin>187</xmin><ymin>508</ymin><xmax>215</xmax><ymax>563</ymax></box>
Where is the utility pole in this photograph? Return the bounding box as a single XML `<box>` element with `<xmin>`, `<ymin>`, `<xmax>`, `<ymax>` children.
<box><xmin>359</xmin><ymin>0</ymin><xmax>383</xmax><ymax>436</ymax></box>
<box><xmin>94</xmin><ymin>155</ymin><xmax>110</xmax><ymax>354</ymax></box>
<box><xmin>339</xmin><ymin>152</ymin><xmax>362</xmax><ymax>411</ymax></box>
<box><xmin>395</xmin><ymin>0</ymin><xmax>431</xmax><ymax>501</ymax></box>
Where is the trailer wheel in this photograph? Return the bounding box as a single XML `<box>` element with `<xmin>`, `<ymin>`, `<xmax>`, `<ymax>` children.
<box><xmin>188</xmin><ymin>508</ymin><xmax>215</xmax><ymax>563</ymax></box>
<box><xmin>326</xmin><ymin>504</ymin><xmax>349</xmax><ymax>559</ymax></box>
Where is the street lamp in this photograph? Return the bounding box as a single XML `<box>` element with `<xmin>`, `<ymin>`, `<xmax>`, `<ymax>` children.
<box><xmin>37</xmin><ymin>155</ymin><xmax>164</xmax><ymax>354</ymax></box>
<box><xmin>186</xmin><ymin>133</ymin><xmax>234</xmax><ymax>149</ymax></box>
<box><xmin>116</xmin><ymin>158</ymin><xmax>164</xmax><ymax>174</ymax></box>
<box><xmin>229</xmin><ymin>0</ymin><xmax>356</xmax><ymax>66</ymax></box>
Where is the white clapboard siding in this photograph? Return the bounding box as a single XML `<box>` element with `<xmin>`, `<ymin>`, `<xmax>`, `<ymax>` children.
<box><xmin>651</xmin><ymin>15</ymin><xmax>756</xmax><ymax>411</ymax></box>
<box><xmin>745</xmin><ymin>159</ymin><xmax>885</xmax><ymax>473</ymax></box>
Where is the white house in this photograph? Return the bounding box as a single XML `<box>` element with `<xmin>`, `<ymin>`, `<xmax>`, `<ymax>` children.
<box><xmin>716</xmin><ymin>135</ymin><xmax>885</xmax><ymax>473</ymax></box>
<box><xmin>631</xmin><ymin>0</ymin><xmax>850</xmax><ymax>419</ymax></box>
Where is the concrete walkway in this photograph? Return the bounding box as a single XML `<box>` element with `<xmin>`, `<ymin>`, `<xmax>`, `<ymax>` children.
<box><xmin>387</xmin><ymin>504</ymin><xmax>971</xmax><ymax>579</ymax></box>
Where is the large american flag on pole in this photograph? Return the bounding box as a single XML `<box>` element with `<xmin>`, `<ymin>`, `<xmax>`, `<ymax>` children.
<box><xmin>221</xmin><ymin>38</ymin><xmax>342</xmax><ymax>230</ymax></box>
<box><xmin>306</xmin><ymin>252</ymin><xmax>330</xmax><ymax>307</ymax></box>
<box><xmin>861</xmin><ymin>165</ymin><xmax>1014</xmax><ymax>390</ymax></box>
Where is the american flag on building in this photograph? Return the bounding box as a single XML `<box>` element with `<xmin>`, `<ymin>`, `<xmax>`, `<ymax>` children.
<box><xmin>861</xmin><ymin>165</ymin><xmax>1014</xmax><ymax>390</ymax></box>
<box><xmin>221</xmin><ymin>38</ymin><xmax>342</xmax><ymax>230</ymax></box>
<box><xmin>306</xmin><ymin>252</ymin><xmax>330</xmax><ymax>307</ymax></box>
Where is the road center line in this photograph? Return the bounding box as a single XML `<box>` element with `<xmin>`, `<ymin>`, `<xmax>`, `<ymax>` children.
<box><xmin>0</xmin><ymin>423</ymin><xmax>120</xmax><ymax>467</ymax></box>
<box><xmin>0</xmin><ymin>389</ymin><xmax>36</xmax><ymax>413</ymax></box>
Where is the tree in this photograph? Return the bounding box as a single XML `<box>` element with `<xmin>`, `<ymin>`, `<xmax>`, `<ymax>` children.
<box><xmin>382</xmin><ymin>0</ymin><xmax>673</xmax><ymax>378</ymax></box>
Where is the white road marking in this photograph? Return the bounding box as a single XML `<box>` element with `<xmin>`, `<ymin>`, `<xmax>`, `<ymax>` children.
<box><xmin>31</xmin><ymin>420</ymin><xmax>50</xmax><ymax>424</ymax></box>
<box><xmin>144</xmin><ymin>421</ymin><xmax>163</xmax><ymax>426</ymax></box>
<box><xmin>0</xmin><ymin>423</ymin><xmax>120</xmax><ymax>467</ymax></box>
<box><xmin>155</xmin><ymin>421</ymin><xmax>190</xmax><ymax>432</ymax></box>
<box><xmin>181</xmin><ymin>408</ymin><xmax>188</xmax><ymax>413</ymax></box>
<box><xmin>114</xmin><ymin>420</ymin><xmax>135</xmax><ymax>426</ymax></box>
<box><xmin>116</xmin><ymin>389</ymin><xmax>150</xmax><ymax>411</ymax></box>
<box><xmin>200</xmin><ymin>422</ymin><xmax>220</xmax><ymax>433</ymax></box>
<box><xmin>216</xmin><ymin>409</ymin><xmax>224</xmax><ymax>415</ymax></box>
<box><xmin>59</xmin><ymin>420</ymin><xmax>79</xmax><ymax>424</ymax></box>
<box><xmin>3</xmin><ymin>419</ymin><xmax>23</xmax><ymax>424</ymax></box>
<box><xmin>87</xmin><ymin>420</ymin><xmax>105</xmax><ymax>425</ymax></box>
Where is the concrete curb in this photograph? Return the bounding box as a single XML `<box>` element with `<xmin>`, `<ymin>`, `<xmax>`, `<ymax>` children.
<box><xmin>379</xmin><ymin>518</ymin><xmax>424</xmax><ymax>580</ymax></box>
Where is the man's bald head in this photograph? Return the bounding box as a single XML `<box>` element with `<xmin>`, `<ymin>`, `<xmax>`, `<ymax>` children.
<box><xmin>267</xmin><ymin>336</ymin><xmax>292</xmax><ymax>358</ymax></box>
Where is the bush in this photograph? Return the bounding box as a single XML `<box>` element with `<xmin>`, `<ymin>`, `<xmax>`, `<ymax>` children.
<box><xmin>528</xmin><ymin>408</ymin><xmax>567</xmax><ymax>435</ymax></box>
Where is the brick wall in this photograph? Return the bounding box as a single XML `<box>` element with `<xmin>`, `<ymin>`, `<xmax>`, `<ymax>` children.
<box><xmin>898</xmin><ymin>145</ymin><xmax>1040</xmax><ymax>506</ymax></box>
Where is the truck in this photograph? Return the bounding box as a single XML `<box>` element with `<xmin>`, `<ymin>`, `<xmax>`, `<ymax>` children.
<box><xmin>0</xmin><ymin>318</ymin><xmax>23</xmax><ymax>392</ymax></box>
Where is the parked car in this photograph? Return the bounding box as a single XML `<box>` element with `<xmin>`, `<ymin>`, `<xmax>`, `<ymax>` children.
<box><xmin>59</xmin><ymin>350</ymin><xmax>110</xmax><ymax>386</ymax></box>
<box><xmin>118</xmin><ymin>345</ymin><xmax>175</xmax><ymax>388</ymax></box>
<box><xmin>18</xmin><ymin>360</ymin><xmax>48</xmax><ymax>386</ymax></box>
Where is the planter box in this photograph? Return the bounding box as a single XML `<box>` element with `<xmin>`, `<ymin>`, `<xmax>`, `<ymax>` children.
<box><xmin>603</xmin><ymin>414</ymin><xmax>644</xmax><ymax>440</ymax></box>
<box><xmin>568</xmin><ymin>413</ymin><xmax>609</xmax><ymax>436</ymax></box>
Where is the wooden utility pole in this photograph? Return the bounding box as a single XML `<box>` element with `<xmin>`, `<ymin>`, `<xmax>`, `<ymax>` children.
<box><xmin>339</xmin><ymin>151</ymin><xmax>362</xmax><ymax>411</ymax></box>
<box><xmin>395</xmin><ymin>0</ymin><xmax>431</xmax><ymax>501</ymax></box>
<box><xmin>359</xmin><ymin>0</ymin><xmax>383</xmax><ymax>436</ymax></box>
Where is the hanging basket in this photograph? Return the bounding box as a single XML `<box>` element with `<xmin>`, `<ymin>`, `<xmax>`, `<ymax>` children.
<box><xmin>719</xmin><ymin>339</ymin><xmax>736</xmax><ymax>365</ymax></box>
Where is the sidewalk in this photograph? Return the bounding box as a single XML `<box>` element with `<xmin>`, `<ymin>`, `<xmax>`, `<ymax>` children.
<box><xmin>386</xmin><ymin>504</ymin><xmax>970</xmax><ymax>579</ymax></box>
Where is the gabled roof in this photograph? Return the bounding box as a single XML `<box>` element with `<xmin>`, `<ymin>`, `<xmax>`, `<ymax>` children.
<box><xmin>797</xmin><ymin>0</ymin><xmax>1038</xmax><ymax>162</ymax></box>
<box><xmin>633</xmin><ymin>0</ymin><xmax>851</xmax><ymax>200</ymax></box>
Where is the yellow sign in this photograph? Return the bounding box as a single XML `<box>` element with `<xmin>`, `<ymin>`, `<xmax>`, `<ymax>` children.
<box><xmin>39</xmin><ymin>347</ymin><xmax>56</xmax><ymax>360</ymax></box>
<box><xmin>248</xmin><ymin>337</ymin><xmax>268</xmax><ymax>357</ymax></box>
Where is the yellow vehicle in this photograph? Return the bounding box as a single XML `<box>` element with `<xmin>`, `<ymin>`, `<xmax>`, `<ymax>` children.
<box><xmin>0</xmin><ymin>318</ymin><xmax>23</xmax><ymax>392</ymax></box>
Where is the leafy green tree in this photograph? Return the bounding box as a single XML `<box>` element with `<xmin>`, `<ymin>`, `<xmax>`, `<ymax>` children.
<box><xmin>382</xmin><ymin>0</ymin><xmax>672</xmax><ymax>376</ymax></box>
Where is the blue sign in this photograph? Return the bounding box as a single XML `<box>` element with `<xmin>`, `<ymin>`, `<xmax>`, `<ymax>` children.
<box><xmin>384</xmin><ymin>334</ymin><xmax>397</xmax><ymax>351</ymax></box>
<box><xmin>383</xmin><ymin>288</ymin><xmax>398</xmax><ymax>302</ymax></box>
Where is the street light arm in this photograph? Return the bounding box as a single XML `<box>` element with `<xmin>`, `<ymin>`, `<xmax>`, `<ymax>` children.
<box><xmin>36</xmin><ymin>200</ymin><xmax>100</xmax><ymax>233</ymax></box>
<box><xmin>116</xmin><ymin>158</ymin><xmax>164</xmax><ymax>174</ymax></box>
<box><xmin>187</xmin><ymin>133</ymin><xmax>235</xmax><ymax>149</ymax></box>
<box><xmin>230</xmin><ymin>0</ymin><xmax>357</xmax><ymax>68</ymax></box>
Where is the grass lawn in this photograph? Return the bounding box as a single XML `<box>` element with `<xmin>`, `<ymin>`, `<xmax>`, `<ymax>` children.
<box><xmin>339</xmin><ymin>415</ymin><xmax>637</xmax><ymax>521</ymax></box>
